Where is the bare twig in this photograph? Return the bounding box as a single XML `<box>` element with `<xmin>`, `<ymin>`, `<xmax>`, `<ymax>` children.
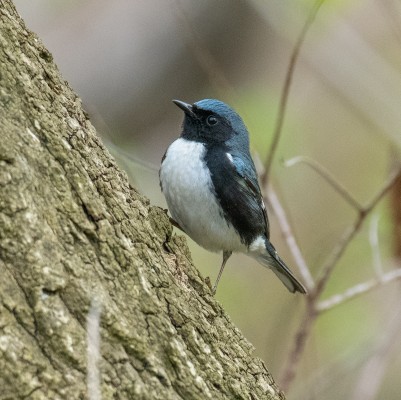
<box><xmin>261</xmin><ymin>0</ymin><xmax>326</xmax><ymax>186</ymax></box>
<box><xmin>267</xmin><ymin>185</ymin><xmax>314</xmax><ymax>290</ymax></box>
<box><xmin>285</xmin><ymin>156</ymin><xmax>362</xmax><ymax>211</ymax></box>
<box><xmin>317</xmin><ymin>267</ymin><xmax>401</xmax><ymax>313</ymax></box>
<box><xmin>87</xmin><ymin>299</ymin><xmax>102</xmax><ymax>400</ymax></box>
<box><xmin>280</xmin><ymin>298</ymin><xmax>316</xmax><ymax>393</ymax></box>
<box><xmin>390</xmin><ymin>155</ymin><xmax>401</xmax><ymax>259</ymax></box>
<box><xmin>351</xmin><ymin>301</ymin><xmax>401</xmax><ymax>400</ymax></box>
<box><xmin>369</xmin><ymin>214</ymin><xmax>383</xmax><ymax>277</ymax></box>
<box><xmin>103</xmin><ymin>138</ymin><xmax>159</xmax><ymax>172</ymax></box>
<box><xmin>365</xmin><ymin>169</ymin><xmax>401</xmax><ymax>214</ymax></box>
<box><xmin>315</xmin><ymin>169</ymin><xmax>401</xmax><ymax>296</ymax></box>
<box><xmin>87</xmin><ymin>105</ymin><xmax>159</xmax><ymax>173</ymax></box>
<box><xmin>280</xmin><ymin>169</ymin><xmax>401</xmax><ymax>392</ymax></box>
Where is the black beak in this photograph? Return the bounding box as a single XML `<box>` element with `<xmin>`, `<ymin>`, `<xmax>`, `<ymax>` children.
<box><xmin>172</xmin><ymin>99</ymin><xmax>195</xmax><ymax>117</ymax></box>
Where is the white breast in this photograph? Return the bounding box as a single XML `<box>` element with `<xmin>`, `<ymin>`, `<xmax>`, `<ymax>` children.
<box><xmin>160</xmin><ymin>138</ymin><xmax>245</xmax><ymax>253</ymax></box>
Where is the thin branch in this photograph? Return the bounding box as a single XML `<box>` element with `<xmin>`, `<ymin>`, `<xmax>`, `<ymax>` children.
<box><xmin>87</xmin><ymin>299</ymin><xmax>102</xmax><ymax>400</ymax></box>
<box><xmin>87</xmin><ymin>105</ymin><xmax>159</xmax><ymax>172</ymax></box>
<box><xmin>369</xmin><ymin>214</ymin><xmax>383</xmax><ymax>277</ymax></box>
<box><xmin>315</xmin><ymin>169</ymin><xmax>401</xmax><ymax>296</ymax></box>
<box><xmin>267</xmin><ymin>185</ymin><xmax>314</xmax><ymax>290</ymax></box>
<box><xmin>390</xmin><ymin>153</ymin><xmax>401</xmax><ymax>259</ymax></box>
<box><xmin>317</xmin><ymin>267</ymin><xmax>401</xmax><ymax>313</ymax></box>
<box><xmin>351</xmin><ymin>300</ymin><xmax>401</xmax><ymax>400</ymax></box>
<box><xmin>280</xmin><ymin>298</ymin><xmax>316</xmax><ymax>393</ymax></box>
<box><xmin>280</xmin><ymin>169</ymin><xmax>401</xmax><ymax>392</ymax></box>
<box><xmin>103</xmin><ymin>138</ymin><xmax>159</xmax><ymax>172</ymax></box>
<box><xmin>285</xmin><ymin>156</ymin><xmax>362</xmax><ymax>211</ymax></box>
<box><xmin>364</xmin><ymin>168</ymin><xmax>401</xmax><ymax>214</ymax></box>
<box><xmin>261</xmin><ymin>0</ymin><xmax>326</xmax><ymax>186</ymax></box>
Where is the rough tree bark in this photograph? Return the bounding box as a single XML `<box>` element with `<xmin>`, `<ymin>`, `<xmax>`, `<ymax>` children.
<box><xmin>0</xmin><ymin>2</ymin><xmax>284</xmax><ymax>399</ymax></box>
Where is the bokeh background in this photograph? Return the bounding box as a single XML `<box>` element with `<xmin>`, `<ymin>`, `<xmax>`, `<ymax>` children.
<box><xmin>14</xmin><ymin>1</ymin><xmax>401</xmax><ymax>399</ymax></box>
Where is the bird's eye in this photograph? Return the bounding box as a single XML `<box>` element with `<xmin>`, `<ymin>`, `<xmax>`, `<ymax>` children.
<box><xmin>206</xmin><ymin>115</ymin><xmax>218</xmax><ymax>126</ymax></box>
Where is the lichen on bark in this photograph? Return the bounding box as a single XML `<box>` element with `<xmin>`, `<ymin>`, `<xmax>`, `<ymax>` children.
<box><xmin>0</xmin><ymin>2</ymin><xmax>284</xmax><ymax>399</ymax></box>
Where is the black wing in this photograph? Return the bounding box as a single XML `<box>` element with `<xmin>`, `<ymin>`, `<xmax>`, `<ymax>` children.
<box><xmin>205</xmin><ymin>146</ymin><xmax>269</xmax><ymax>246</ymax></box>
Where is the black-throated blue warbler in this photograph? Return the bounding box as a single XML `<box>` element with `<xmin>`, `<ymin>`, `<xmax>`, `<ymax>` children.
<box><xmin>160</xmin><ymin>99</ymin><xmax>306</xmax><ymax>295</ymax></box>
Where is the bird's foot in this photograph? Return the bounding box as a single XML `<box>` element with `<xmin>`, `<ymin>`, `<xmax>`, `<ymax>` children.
<box><xmin>205</xmin><ymin>276</ymin><xmax>212</xmax><ymax>289</ymax></box>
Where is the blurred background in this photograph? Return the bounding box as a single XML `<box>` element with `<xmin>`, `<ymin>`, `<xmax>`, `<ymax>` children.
<box><xmin>14</xmin><ymin>0</ymin><xmax>401</xmax><ymax>398</ymax></box>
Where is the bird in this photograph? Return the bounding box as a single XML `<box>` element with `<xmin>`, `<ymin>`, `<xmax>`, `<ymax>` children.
<box><xmin>159</xmin><ymin>99</ymin><xmax>306</xmax><ymax>295</ymax></box>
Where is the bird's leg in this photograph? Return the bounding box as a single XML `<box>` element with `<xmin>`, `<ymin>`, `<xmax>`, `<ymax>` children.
<box><xmin>212</xmin><ymin>250</ymin><xmax>232</xmax><ymax>295</ymax></box>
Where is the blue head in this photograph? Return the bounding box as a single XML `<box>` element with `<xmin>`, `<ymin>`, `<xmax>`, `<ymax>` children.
<box><xmin>173</xmin><ymin>99</ymin><xmax>250</xmax><ymax>149</ymax></box>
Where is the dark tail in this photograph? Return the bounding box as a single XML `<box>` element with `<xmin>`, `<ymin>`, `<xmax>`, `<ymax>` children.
<box><xmin>254</xmin><ymin>239</ymin><xmax>307</xmax><ymax>294</ymax></box>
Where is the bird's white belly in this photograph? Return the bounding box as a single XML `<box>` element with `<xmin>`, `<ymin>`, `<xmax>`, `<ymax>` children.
<box><xmin>160</xmin><ymin>138</ymin><xmax>245</xmax><ymax>252</ymax></box>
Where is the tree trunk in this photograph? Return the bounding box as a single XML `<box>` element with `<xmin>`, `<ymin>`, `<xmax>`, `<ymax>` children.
<box><xmin>0</xmin><ymin>2</ymin><xmax>284</xmax><ymax>399</ymax></box>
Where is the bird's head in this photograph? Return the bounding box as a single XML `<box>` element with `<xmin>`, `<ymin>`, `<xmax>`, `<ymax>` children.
<box><xmin>173</xmin><ymin>99</ymin><xmax>249</xmax><ymax>147</ymax></box>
